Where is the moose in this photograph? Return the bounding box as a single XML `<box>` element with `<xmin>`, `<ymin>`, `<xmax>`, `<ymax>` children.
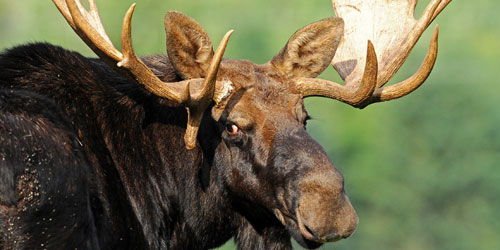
<box><xmin>0</xmin><ymin>0</ymin><xmax>451</xmax><ymax>249</ymax></box>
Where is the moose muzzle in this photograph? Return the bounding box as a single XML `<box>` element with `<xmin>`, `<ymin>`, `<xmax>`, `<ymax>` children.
<box><xmin>273</xmin><ymin>127</ymin><xmax>359</xmax><ymax>245</ymax></box>
<box><xmin>297</xmin><ymin>171</ymin><xmax>358</xmax><ymax>243</ymax></box>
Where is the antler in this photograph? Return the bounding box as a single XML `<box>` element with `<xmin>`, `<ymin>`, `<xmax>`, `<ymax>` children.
<box><xmin>52</xmin><ymin>0</ymin><xmax>233</xmax><ymax>149</ymax></box>
<box><xmin>296</xmin><ymin>0</ymin><xmax>451</xmax><ymax>108</ymax></box>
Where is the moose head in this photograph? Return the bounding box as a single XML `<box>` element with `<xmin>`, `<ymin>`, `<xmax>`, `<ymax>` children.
<box><xmin>52</xmin><ymin>0</ymin><xmax>451</xmax><ymax>247</ymax></box>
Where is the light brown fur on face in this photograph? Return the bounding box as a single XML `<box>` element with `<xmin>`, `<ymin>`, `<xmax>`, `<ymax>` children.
<box><xmin>214</xmin><ymin>60</ymin><xmax>303</xmax><ymax>136</ymax></box>
<box><xmin>211</xmin><ymin>59</ymin><xmax>303</xmax><ymax>125</ymax></box>
<box><xmin>205</xmin><ymin>17</ymin><xmax>345</xmax><ymax>129</ymax></box>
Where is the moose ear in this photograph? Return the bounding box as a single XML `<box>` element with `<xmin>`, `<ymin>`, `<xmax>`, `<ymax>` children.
<box><xmin>269</xmin><ymin>17</ymin><xmax>344</xmax><ymax>79</ymax></box>
<box><xmin>165</xmin><ymin>11</ymin><xmax>214</xmax><ymax>79</ymax></box>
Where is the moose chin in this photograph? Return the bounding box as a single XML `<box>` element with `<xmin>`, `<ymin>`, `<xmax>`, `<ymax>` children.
<box><xmin>0</xmin><ymin>0</ymin><xmax>450</xmax><ymax>249</ymax></box>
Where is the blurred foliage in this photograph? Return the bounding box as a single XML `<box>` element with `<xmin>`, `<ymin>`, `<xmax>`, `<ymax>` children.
<box><xmin>1</xmin><ymin>0</ymin><xmax>499</xmax><ymax>249</ymax></box>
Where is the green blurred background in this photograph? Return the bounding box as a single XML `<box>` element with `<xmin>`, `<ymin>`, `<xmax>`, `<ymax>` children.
<box><xmin>1</xmin><ymin>1</ymin><xmax>498</xmax><ymax>249</ymax></box>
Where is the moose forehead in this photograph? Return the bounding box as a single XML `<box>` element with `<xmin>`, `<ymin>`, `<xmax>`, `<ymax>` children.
<box><xmin>217</xmin><ymin>59</ymin><xmax>306</xmax><ymax>122</ymax></box>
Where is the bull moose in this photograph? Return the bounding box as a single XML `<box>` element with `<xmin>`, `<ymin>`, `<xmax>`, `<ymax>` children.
<box><xmin>0</xmin><ymin>0</ymin><xmax>451</xmax><ymax>249</ymax></box>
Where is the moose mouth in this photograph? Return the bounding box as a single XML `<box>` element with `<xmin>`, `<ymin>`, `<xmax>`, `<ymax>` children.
<box><xmin>273</xmin><ymin>208</ymin><xmax>341</xmax><ymax>249</ymax></box>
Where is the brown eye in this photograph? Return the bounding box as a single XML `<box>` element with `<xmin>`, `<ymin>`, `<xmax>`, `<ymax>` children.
<box><xmin>225</xmin><ymin>124</ymin><xmax>240</xmax><ymax>135</ymax></box>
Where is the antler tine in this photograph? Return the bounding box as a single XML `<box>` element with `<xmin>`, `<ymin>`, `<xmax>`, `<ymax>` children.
<box><xmin>193</xmin><ymin>30</ymin><xmax>234</xmax><ymax>108</ymax></box>
<box><xmin>78</xmin><ymin>0</ymin><xmax>113</xmax><ymax>45</ymax></box>
<box><xmin>431</xmin><ymin>0</ymin><xmax>452</xmax><ymax>23</ymax></box>
<box><xmin>59</xmin><ymin>0</ymin><xmax>122</xmax><ymax>61</ymax></box>
<box><xmin>184</xmin><ymin>30</ymin><xmax>234</xmax><ymax>149</ymax></box>
<box><xmin>363</xmin><ymin>26</ymin><xmax>438</xmax><ymax>107</ymax></box>
<box><xmin>296</xmin><ymin>41</ymin><xmax>378</xmax><ymax>106</ymax></box>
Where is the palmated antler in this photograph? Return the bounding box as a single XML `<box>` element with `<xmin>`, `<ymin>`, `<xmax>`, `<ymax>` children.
<box><xmin>297</xmin><ymin>0</ymin><xmax>451</xmax><ymax>108</ymax></box>
<box><xmin>52</xmin><ymin>0</ymin><xmax>233</xmax><ymax>149</ymax></box>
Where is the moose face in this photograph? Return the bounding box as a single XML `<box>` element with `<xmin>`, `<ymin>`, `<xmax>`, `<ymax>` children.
<box><xmin>163</xmin><ymin>12</ymin><xmax>359</xmax><ymax>246</ymax></box>
<box><xmin>165</xmin><ymin>11</ymin><xmax>358</xmax><ymax>246</ymax></box>
<box><xmin>164</xmin><ymin>11</ymin><xmax>358</xmax><ymax>246</ymax></box>
<box><xmin>210</xmin><ymin>59</ymin><xmax>359</xmax><ymax>247</ymax></box>
<box><xmin>165</xmin><ymin>15</ymin><xmax>358</xmax><ymax>246</ymax></box>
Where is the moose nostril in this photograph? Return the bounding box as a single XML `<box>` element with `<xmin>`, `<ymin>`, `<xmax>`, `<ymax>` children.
<box><xmin>297</xmin><ymin>203</ymin><xmax>356</xmax><ymax>243</ymax></box>
<box><xmin>323</xmin><ymin>232</ymin><xmax>341</xmax><ymax>242</ymax></box>
<box><xmin>299</xmin><ymin>215</ymin><xmax>341</xmax><ymax>243</ymax></box>
<box><xmin>298</xmin><ymin>215</ymin><xmax>343</xmax><ymax>243</ymax></box>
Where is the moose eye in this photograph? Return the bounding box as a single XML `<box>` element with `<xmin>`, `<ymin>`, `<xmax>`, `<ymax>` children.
<box><xmin>225</xmin><ymin>124</ymin><xmax>240</xmax><ymax>135</ymax></box>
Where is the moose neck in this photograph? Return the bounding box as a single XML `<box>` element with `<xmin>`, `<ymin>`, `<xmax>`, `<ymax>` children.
<box><xmin>89</xmin><ymin>55</ymin><xmax>240</xmax><ymax>248</ymax></box>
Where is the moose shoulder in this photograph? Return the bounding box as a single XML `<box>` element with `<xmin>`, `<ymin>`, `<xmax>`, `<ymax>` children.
<box><xmin>0</xmin><ymin>0</ymin><xmax>451</xmax><ymax>249</ymax></box>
